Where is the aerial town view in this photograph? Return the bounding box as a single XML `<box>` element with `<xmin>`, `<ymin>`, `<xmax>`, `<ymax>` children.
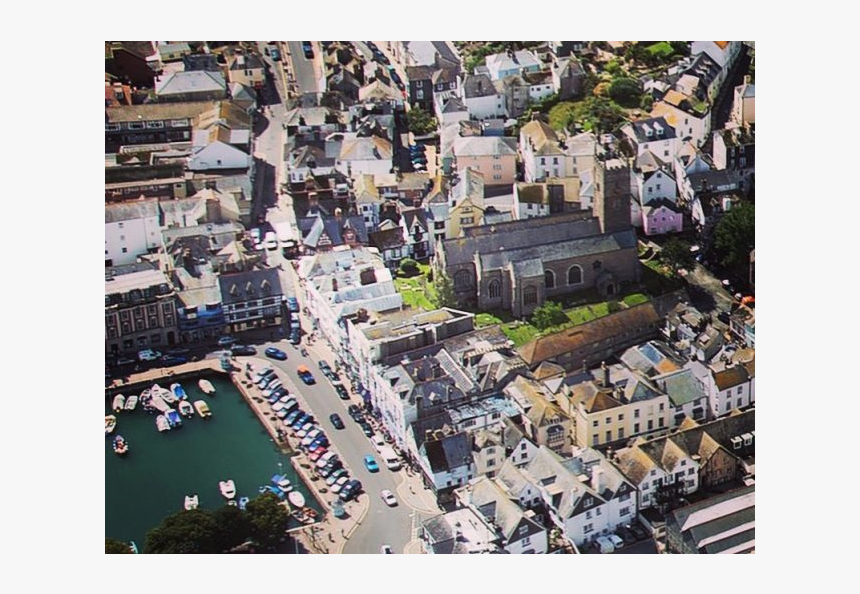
<box><xmin>105</xmin><ymin>40</ymin><xmax>755</xmax><ymax>555</ymax></box>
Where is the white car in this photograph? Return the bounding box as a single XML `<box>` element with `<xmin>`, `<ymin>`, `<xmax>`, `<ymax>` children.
<box><xmin>380</xmin><ymin>545</ymin><xmax>393</xmax><ymax>554</ymax></box>
<box><xmin>138</xmin><ymin>349</ymin><xmax>162</xmax><ymax>361</ymax></box>
<box><xmin>317</xmin><ymin>452</ymin><xmax>338</xmax><ymax>469</ymax></box>
<box><xmin>607</xmin><ymin>534</ymin><xmax>624</xmax><ymax>549</ymax></box>
<box><xmin>381</xmin><ymin>489</ymin><xmax>397</xmax><ymax>507</ymax></box>
<box><xmin>301</xmin><ymin>429</ymin><xmax>322</xmax><ymax>446</ymax></box>
<box><xmin>296</xmin><ymin>422</ymin><xmax>315</xmax><ymax>438</ymax></box>
<box><xmin>326</xmin><ymin>469</ymin><xmax>347</xmax><ymax>486</ymax></box>
<box><xmin>264</xmin><ymin>232</ymin><xmax>278</xmax><ymax>250</ymax></box>
<box><xmin>330</xmin><ymin>476</ymin><xmax>350</xmax><ymax>493</ymax></box>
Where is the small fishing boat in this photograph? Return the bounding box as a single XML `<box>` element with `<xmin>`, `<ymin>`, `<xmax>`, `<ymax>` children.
<box><xmin>198</xmin><ymin>379</ymin><xmax>216</xmax><ymax>395</ymax></box>
<box><xmin>105</xmin><ymin>415</ymin><xmax>117</xmax><ymax>435</ymax></box>
<box><xmin>184</xmin><ymin>494</ymin><xmax>199</xmax><ymax>510</ymax></box>
<box><xmin>219</xmin><ymin>479</ymin><xmax>236</xmax><ymax>499</ymax></box>
<box><xmin>156</xmin><ymin>415</ymin><xmax>170</xmax><ymax>432</ymax></box>
<box><xmin>166</xmin><ymin>409</ymin><xmax>183</xmax><ymax>429</ymax></box>
<box><xmin>273</xmin><ymin>475</ymin><xmax>293</xmax><ymax>493</ymax></box>
<box><xmin>150</xmin><ymin>392</ymin><xmax>170</xmax><ymax>414</ymax></box>
<box><xmin>288</xmin><ymin>490</ymin><xmax>306</xmax><ymax>508</ymax></box>
<box><xmin>124</xmin><ymin>395</ymin><xmax>138</xmax><ymax>411</ymax></box>
<box><xmin>194</xmin><ymin>400</ymin><xmax>212</xmax><ymax>419</ymax></box>
<box><xmin>140</xmin><ymin>388</ymin><xmax>151</xmax><ymax>400</ymax></box>
<box><xmin>238</xmin><ymin>496</ymin><xmax>250</xmax><ymax>511</ymax></box>
<box><xmin>112</xmin><ymin>394</ymin><xmax>126</xmax><ymax>413</ymax></box>
<box><xmin>129</xmin><ymin>541</ymin><xmax>139</xmax><ymax>554</ymax></box>
<box><xmin>113</xmin><ymin>435</ymin><xmax>129</xmax><ymax>455</ymax></box>
<box><xmin>170</xmin><ymin>383</ymin><xmax>187</xmax><ymax>400</ymax></box>
<box><xmin>178</xmin><ymin>401</ymin><xmax>194</xmax><ymax>418</ymax></box>
<box><xmin>161</xmin><ymin>389</ymin><xmax>178</xmax><ymax>405</ymax></box>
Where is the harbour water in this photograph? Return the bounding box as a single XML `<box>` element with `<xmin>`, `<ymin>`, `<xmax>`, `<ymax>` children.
<box><xmin>105</xmin><ymin>374</ymin><xmax>319</xmax><ymax>551</ymax></box>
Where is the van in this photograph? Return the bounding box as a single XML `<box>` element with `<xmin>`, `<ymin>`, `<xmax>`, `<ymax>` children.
<box><xmin>379</xmin><ymin>446</ymin><xmax>401</xmax><ymax>471</ymax></box>
<box><xmin>595</xmin><ymin>536</ymin><xmax>615</xmax><ymax>554</ymax></box>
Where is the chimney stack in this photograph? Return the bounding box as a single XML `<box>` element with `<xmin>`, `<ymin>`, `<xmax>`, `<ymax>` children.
<box><xmin>591</xmin><ymin>465</ymin><xmax>604</xmax><ymax>494</ymax></box>
<box><xmin>601</xmin><ymin>361</ymin><xmax>610</xmax><ymax>388</ymax></box>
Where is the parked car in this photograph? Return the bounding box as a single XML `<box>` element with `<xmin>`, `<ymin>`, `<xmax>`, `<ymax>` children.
<box><xmin>285</xmin><ymin>410</ymin><xmax>303</xmax><ymax>425</ymax></box>
<box><xmin>231</xmin><ymin>345</ymin><xmax>257</xmax><ymax>356</ymax></box>
<box><xmin>340</xmin><ymin>479</ymin><xmax>363</xmax><ymax>501</ymax></box>
<box><xmin>359</xmin><ymin>422</ymin><xmax>374</xmax><ymax>437</ymax></box>
<box><xmin>607</xmin><ymin>534</ymin><xmax>624</xmax><ymax>549</ymax></box>
<box><xmin>316</xmin><ymin>451</ymin><xmax>338</xmax><ymax>468</ymax></box>
<box><xmin>289</xmin><ymin>329</ymin><xmax>301</xmax><ymax>344</ymax></box>
<box><xmin>265</xmin><ymin>347</ymin><xmax>288</xmax><ymax>360</ymax></box>
<box><xmin>329</xmin><ymin>413</ymin><xmax>345</xmax><ymax>430</ymax></box>
<box><xmin>330</xmin><ymin>475</ymin><xmax>351</xmax><ymax>493</ymax></box>
<box><xmin>334</xmin><ymin>384</ymin><xmax>350</xmax><ymax>400</ymax></box>
<box><xmin>372</xmin><ymin>435</ymin><xmax>386</xmax><ymax>453</ymax></box>
<box><xmin>286</xmin><ymin>297</ymin><xmax>299</xmax><ymax>312</ymax></box>
<box><xmin>325</xmin><ymin>468</ymin><xmax>348</xmax><ymax>486</ymax></box>
<box><xmin>309</xmin><ymin>448</ymin><xmax>328</xmax><ymax>462</ymax></box>
<box><xmin>165</xmin><ymin>347</ymin><xmax>190</xmax><ymax>356</ymax></box>
<box><xmin>318</xmin><ymin>360</ymin><xmax>332</xmax><ymax>372</ymax></box>
<box><xmin>380</xmin><ymin>545</ymin><xmax>393</xmax><ymax>554</ymax></box>
<box><xmin>595</xmin><ymin>536</ymin><xmax>615</xmax><ymax>554</ymax></box>
<box><xmin>307</xmin><ymin>439</ymin><xmax>327</xmax><ymax>453</ymax></box>
<box><xmin>161</xmin><ymin>355</ymin><xmax>188</xmax><ymax>366</ymax></box>
<box><xmin>347</xmin><ymin>404</ymin><xmax>362</xmax><ymax>419</ymax></box>
<box><xmin>381</xmin><ymin>489</ymin><xmax>397</xmax><ymax>507</ymax></box>
<box><xmin>115</xmin><ymin>356</ymin><xmax>136</xmax><ymax>366</ymax></box>
<box><xmin>627</xmin><ymin>523</ymin><xmax>648</xmax><ymax>541</ymax></box>
<box><xmin>717</xmin><ymin>311</ymin><xmax>731</xmax><ymax>324</ymax></box>
<box><xmin>270</xmin><ymin>47</ymin><xmax>281</xmax><ymax>61</ymax></box>
<box><xmin>617</xmin><ymin>526</ymin><xmax>637</xmax><ymax>546</ymax></box>
<box><xmin>296</xmin><ymin>365</ymin><xmax>315</xmax><ymax>385</ymax></box>
<box><xmin>320</xmin><ymin>460</ymin><xmax>343</xmax><ymax>477</ymax></box>
<box><xmin>301</xmin><ymin>429</ymin><xmax>322</xmax><ymax>446</ymax></box>
<box><xmin>137</xmin><ymin>349</ymin><xmax>162</xmax><ymax>361</ymax></box>
<box><xmin>363</xmin><ymin>455</ymin><xmax>379</xmax><ymax>472</ymax></box>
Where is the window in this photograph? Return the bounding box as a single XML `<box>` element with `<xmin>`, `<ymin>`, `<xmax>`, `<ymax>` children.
<box><xmin>618</xmin><ymin>413</ymin><xmax>624</xmax><ymax>421</ymax></box>
<box><xmin>146</xmin><ymin>121</ymin><xmax>164</xmax><ymax>129</ymax></box>
<box><xmin>492</xmin><ymin>174</ymin><xmax>501</xmax><ymax>181</ymax></box>
<box><xmin>584</xmin><ymin>523</ymin><xmax>593</xmax><ymax>534</ymax></box>
<box><xmin>105</xmin><ymin>123</ymin><xmax>120</xmax><ymax>131</ymax></box>
<box><xmin>605</xmin><ymin>431</ymin><xmax>611</xmax><ymax>442</ymax></box>
<box><xmin>460</xmin><ymin>217</ymin><xmax>474</xmax><ymax>225</ymax></box>
<box><xmin>658</xmin><ymin>418</ymin><xmax>665</xmax><ymax>428</ymax></box>
<box><xmin>416</xmin><ymin>89</ymin><xmax>424</xmax><ymax>100</ymax></box>
<box><xmin>688</xmin><ymin>468</ymin><xmax>695</xmax><ymax>476</ymax></box>
<box><xmin>493</xmin><ymin>154</ymin><xmax>500</xmax><ymax>160</ymax></box>
<box><xmin>121</xmin><ymin>247</ymin><xmax>128</xmax><ymax>253</ymax></box>
<box><xmin>592</xmin><ymin>260</ymin><xmax>602</xmax><ymax>270</ymax></box>
<box><xmin>592</xmin><ymin>434</ymin><xmax>599</xmax><ymax>445</ymax></box>
<box><xmin>128</xmin><ymin>122</ymin><xmax>145</xmax><ymax>130</ymax></box>
<box><xmin>171</xmin><ymin>119</ymin><xmax>190</xmax><ymax>127</ymax></box>
<box><xmin>454</xmin><ymin>270</ymin><xmax>471</xmax><ymax>289</ymax></box>
<box><xmin>634</xmin><ymin>423</ymin><xmax>639</xmax><ymax>433</ymax></box>
<box><xmin>540</xmin><ymin>158</ymin><xmax>546</xmax><ymax>165</ymax></box>
<box><xmin>592</xmin><ymin>420</ymin><xmax>599</xmax><ymax>428</ymax></box>
<box><xmin>659</xmin><ymin>403</ymin><xmax>664</xmax><ymax>412</ymax></box>
<box><xmin>634</xmin><ymin>409</ymin><xmax>640</xmax><ymax>419</ymax></box>
<box><xmin>620</xmin><ymin>507</ymin><xmax>630</xmax><ymax>516</ymax></box>
<box><xmin>523</xmin><ymin>286</ymin><xmax>538</xmax><ymax>306</ymax></box>
<box><xmin>618</xmin><ymin>428</ymin><xmax>624</xmax><ymax>439</ymax></box>
<box><xmin>619</xmin><ymin>492</ymin><xmax>630</xmax><ymax>502</ymax></box>
<box><xmin>595</xmin><ymin>507</ymin><xmax>601</xmax><ymax>516</ymax></box>
<box><xmin>118</xmin><ymin>222</ymin><xmax>124</xmax><ymax>229</ymax></box>
<box><xmin>567</xmin><ymin>265</ymin><xmax>582</xmax><ymax>285</ymax></box>
<box><xmin>487</xmin><ymin>458</ymin><xmax>495</xmax><ymax>467</ymax></box>
<box><xmin>544</xmin><ymin>270</ymin><xmax>555</xmax><ymax>289</ymax></box>
<box><xmin>488</xmin><ymin>280</ymin><xmax>501</xmax><ymax>299</ymax></box>
<box><xmin>586</xmin><ymin>510</ymin><xmax>592</xmax><ymax>520</ymax></box>
<box><xmin>738</xmin><ymin>385</ymin><xmax>744</xmax><ymax>394</ymax></box>
<box><xmin>493</xmin><ymin>164</ymin><xmax>502</xmax><ymax>170</ymax></box>
<box><xmin>605</xmin><ymin>417</ymin><xmax>610</xmax><ymax>425</ymax></box>
<box><xmin>647</xmin><ymin>420</ymin><xmax>653</xmax><ymax>430</ymax></box>
<box><xmin>521</xmin><ymin>443</ymin><xmax>527</xmax><ymax>450</ymax></box>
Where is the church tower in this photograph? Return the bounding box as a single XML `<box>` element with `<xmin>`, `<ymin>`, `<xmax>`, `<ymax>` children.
<box><xmin>593</xmin><ymin>157</ymin><xmax>632</xmax><ymax>234</ymax></box>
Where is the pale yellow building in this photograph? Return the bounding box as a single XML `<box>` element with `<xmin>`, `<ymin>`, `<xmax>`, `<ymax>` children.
<box><xmin>447</xmin><ymin>168</ymin><xmax>486</xmax><ymax>238</ymax></box>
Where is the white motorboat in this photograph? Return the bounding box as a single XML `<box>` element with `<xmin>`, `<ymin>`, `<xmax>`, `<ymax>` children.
<box><xmin>161</xmin><ymin>389</ymin><xmax>178</xmax><ymax>405</ymax></box>
<box><xmin>277</xmin><ymin>477</ymin><xmax>293</xmax><ymax>492</ymax></box>
<box><xmin>198</xmin><ymin>379</ymin><xmax>216</xmax><ymax>395</ymax></box>
<box><xmin>194</xmin><ymin>400</ymin><xmax>212</xmax><ymax>418</ymax></box>
<box><xmin>105</xmin><ymin>415</ymin><xmax>117</xmax><ymax>435</ymax></box>
<box><xmin>156</xmin><ymin>415</ymin><xmax>170</xmax><ymax>432</ymax></box>
<box><xmin>150</xmin><ymin>394</ymin><xmax>170</xmax><ymax>413</ymax></box>
<box><xmin>112</xmin><ymin>394</ymin><xmax>126</xmax><ymax>413</ymax></box>
<box><xmin>219</xmin><ymin>480</ymin><xmax>237</xmax><ymax>499</ymax></box>
<box><xmin>124</xmin><ymin>395</ymin><xmax>138</xmax><ymax>411</ymax></box>
<box><xmin>287</xmin><ymin>490</ymin><xmax>306</xmax><ymax>508</ymax></box>
<box><xmin>178</xmin><ymin>401</ymin><xmax>194</xmax><ymax>418</ymax></box>
<box><xmin>184</xmin><ymin>494</ymin><xmax>199</xmax><ymax>510</ymax></box>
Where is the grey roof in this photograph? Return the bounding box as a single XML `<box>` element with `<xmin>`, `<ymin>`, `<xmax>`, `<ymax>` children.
<box><xmin>465</xmin><ymin>477</ymin><xmax>541</xmax><ymax>541</ymax></box>
<box><xmin>441</xmin><ymin>96</ymin><xmax>467</xmax><ymax>114</ymax></box>
<box><xmin>477</xmin><ymin>229</ymin><xmax>637</xmax><ymax>273</ymax></box>
<box><xmin>682</xmin><ymin>52</ymin><xmax>721</xmax><ymax>89</ymax></box>
<box><xmin>218</xmin><ymin>268</ymin><xmax>282</xmax><ymax>305</ymax></box>
<box><xmin>667</xmin><ymin>485</ymin><xmax>755</xmax><ymax>554</ymax></box>
<box><xmin>657</xmin><ymin>369</ymin><xmax>706</xmax><ymax>407</ymax></box>
<box><xmin>628</xmin><ymin>116</ymin><xmax>677</xmax><ymax>143</ymax></box>
<box><xmin>156</xmin><ymin>70</ymin><xmax>226</xmax><ymax>96</ymax></box>
<box><xmin>423</xmin><ymin>432</ymin><xmax>473</xmax><ymax>474</ymax></box>
<box><xmin>299</xmin><ymin>212</ymin><xmax>369</xmax><ymax>248</ymax></box>
<box><xmin>229</xmin><ymin>53</ymin><xmax>264</xmax><ymax>71</ymax></box>
<box><xmin>105</xmin><ymin>198</ymin><xmax>159</xmax><ymax>223</ymax></box>
<box><xmin>402</xmin><ymin>208</ymin><xmax>428</xmax><ymax>232</ymax></box>
<box><xmin>461</xmin><ymin>73</ymin><xmax>497</xmax><ymax>98</ymax></box>
<box><xmin>454</xmin><ymin>136</ymin><xmax>517</xmax><ymax>157</ymax></box>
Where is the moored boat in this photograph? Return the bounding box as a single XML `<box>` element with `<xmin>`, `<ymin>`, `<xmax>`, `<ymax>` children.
<box><xmin>171</xmin><ymin>383</ymin><xmax>187</xmax><ymax>400</ymax></box>
<box><xmin>288</xmin><ymin>490</ymin><xmax>306</xmax><ymax>508</ymax></box>
<box><xmin>150</xmin><ymin>393</ymin><xmax>170</xmax><ymax>413</ymax></box>
<box><xmin>272</xmin><ymin>474</ymin><xmax>293</xmax><ymax>493</ymax></box>
<box><xmin>156</xmin><ymin>415</ymin><xmax>170</xmax><ymax>432</ymax></box>
<box><xmin>219</xmin><ymin>479</ymin><xmax>237</xmax><ymax>499</ymax></box>
<box><xmin>113</xmin><ymin>435</ymin><xmax>129</xmax><ymax>455</ymax></box>
<box><xmin>238</xmin><ymin>496</ymin><xmax>250</xmax><ymax>511</ymax></box>
<box><xmin>184</xmin><ymin>494</ymin><xmax>199</xmax><ymax>510</ymax></box>
<box><xmin>129</xmin><ymin>541</ymin><xmax>139</xmax><ymax>554</ymax></box>
<box><xmin>194</xmin><ymin>400</ymin><xmax>212</xmax><ymax>418</ymax></box>
<box><xmin>105</xmin><ymin>415</ymin><xmax>117</xmax><ymax>435</ymax></box>
<box><xmin>178</xmin><ymin>401</ymin><xmax>194</xmax><ymax>418</ymax></box>
<box><xmin>112</xmin><ymin>394</ymin><xmax>126</xmax><ymax>413</ymax></box>
<box><xmin>166</xmin><ymin>409</ymin><xmax>183</xmax><ymax>429</ymax></box>
<box><xmin>125</xmin><ymin>395</ymin><xmax>138</xmax><ymax>411</ymax></box>
<box><xmin>199</xmin><ymin>379</ymin><xmax>216</xmax><ymax>395</ymax></box>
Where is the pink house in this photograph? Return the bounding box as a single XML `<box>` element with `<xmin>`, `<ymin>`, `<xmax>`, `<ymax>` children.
<box><xmin>642</xmin><ymin>199</ymin><xmax>683</xmax><ymax>236</ymax></box>
<box><xmin>453</xmin><ymin>136</ymin><xmax>518</xmax><ymax>186</ymax></box>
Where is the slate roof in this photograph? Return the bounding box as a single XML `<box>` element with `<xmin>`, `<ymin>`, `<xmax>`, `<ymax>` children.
<box><xmin>454</xmin><ymin>136</ymin><xmax>517</xmax><ymax>157</ymax></box>
<box><xmin>156</xmin><ymin>70</ymin><xmax>226</xmax><ymax>96</ymax></box>
<box><xmin>369</xmin><ymin>227</ymin><xmax>405</xmax><ymax>251</ymax></box>
<box><xmin>656</xmin><ymin>368</ymin><xmax>706</xmax><ymax>407</ymax></box>
<box><xmin>441</xmin><ymin>96</ymin><xmax>467</xmax><ymax>114</ymax></box>
<box><xmin>228</xmin><ymin>53</ymin><xmax>264</xmax><ymax>71</ymax></box>
<box><xmin>218</xmin><ymin>268</ymin><xmax>282</xmax><ymax>305</ymax></box>
<box><xmin>402</xmin><ymin>207</ymin><xmax>428</xmax><ymax>232</ymax></box>
<box><xmin>464</xmin><ymin>477</ymin><xmax>541</xmax><ymax>541</ymax></box>
<box><xmin>627</xmin><ymin>117</ymin><xmax>676</xmax><ymax>143</ymax></box>
<box><xmin>105</xmin><ymin>198</ymin><xmax>160</xmax><ymax>223</ymax></box>
<box><xmin>300</xmin><ymin>212</ymin><xmax>369</xmax><ymax>248</ymax></box>
<box><xmin>423</xmin><ymin>432</ymin><xmax>473</xmax><ymax>474</ymax></box>
<box><xmin>461</xmin><ymin>73</ymin><xmax>498</xmax><ymax>98</ymax></box>
<box><xmin>667</xmin><ymin>485</ymin><xmax>755</xmax><ymax>554</ymax></box>
<box><xmin>106</xmin><ymin>101</ymin><xmax>216</xmax><ymax>124</ymax></box>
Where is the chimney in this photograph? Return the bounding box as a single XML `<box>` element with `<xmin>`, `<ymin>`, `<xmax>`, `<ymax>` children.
<box><xmin>331</xmin><ymin>278</ymin><xmax>338</xmax><ymax>292</ymax></box>
<box><xmin>591</xmin><ymin>465</ymin><xmax>604</xmax><ymax>494</ymax></box>
<box><xmin>601</xmin><ymin>361</ymin><xmax>610</xmax><ymax>388</ymax></box>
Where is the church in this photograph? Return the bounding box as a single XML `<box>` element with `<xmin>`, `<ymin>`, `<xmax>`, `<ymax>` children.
<box><xmin>435</xmin><ymin>158</ymin><xmax>641</xmax><ymax>318</ymax></box>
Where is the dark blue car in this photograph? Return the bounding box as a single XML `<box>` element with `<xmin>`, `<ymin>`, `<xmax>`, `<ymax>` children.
<box><xmin>160</xmin><ymin>355</ymin><xmax>187</xmax><ymax>366</ymax></box>
<box><xmin>265</xmin><ymin>347</ymin><xmax>288</xmax><ymax>360</ymax></box>
<box><xmin>287</xmin><ymin>297</ymin><xmax>299</xmax><ymax>312</ymax></box>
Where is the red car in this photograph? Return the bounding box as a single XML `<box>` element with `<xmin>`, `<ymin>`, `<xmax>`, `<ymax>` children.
<box><xmin>309</xmin><ymin>448</ymin><xmax>328</xmax><ymax>462</ymax></box>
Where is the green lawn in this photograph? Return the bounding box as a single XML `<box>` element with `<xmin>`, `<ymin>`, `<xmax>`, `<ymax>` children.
<box><xmin>394</xmin><ymin>264</ymin><xmax>438</xmax><ymax>311</ymax></box>
<box><xmin>548</xmin><ymin>101</ymin><xmax>581</xmax><ymax>131</ymax></box>
<box><xmin>623</xmin><ymin>292</ymin><xmax>649</xmax><ymax>307</ymax></box>
<box><xmin>475</xmin><ymin>313</ymin><xmax>503</xmax><ymax>327</ymax></box>
<box><xmin>502</xmin><ymin>323</ymin><xmax>541</xmax><ymax>347</ymax></box>
<box><xmin>646</xmin><ymin>41</ymin><xmax>675</xmax><ymax>59</ymax></box>
<box><xmin>566</xmin><ymin>305</ymin><xmax>597</xmax><ymax>325</ymax></box>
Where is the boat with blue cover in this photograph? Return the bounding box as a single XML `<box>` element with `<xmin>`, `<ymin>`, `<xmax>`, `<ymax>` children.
<box><xmin>170</xmin><ymin>383</ymin><xmax>187</xmax><ymax>400</ymax></box>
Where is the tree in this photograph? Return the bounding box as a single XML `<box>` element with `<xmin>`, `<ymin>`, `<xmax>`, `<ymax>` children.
<box><xmin>608</xmin><ymin>77</ymin><xmax>642</xmax><ymax>108</ymax></box>
<box><xmin>399</xmin><ymin>258</ymin><xmax>419</xmax><ymax>277</ymax></box>
<box><xmin>605</xmin><ymin>60</ymin><xmax>622</xmax><ymax>76</ymax></box>
<box><xmin>145</xmin><ymin>509</ymin><xmax>221</xmax><ymax>554</ymax></box>
<box><xmin>211</xmin><ymin>505</ymin><xmax>251</xmax><ymax>552</ymax></box>
<box><xmin>433</xmin><ymin>270</ymin><xmax>457</xmax><ymax>308</ymax></box>
<box><xmin>105</xmin><ymin>538</ymin><xmax>132</xmax><ymax>554</ymax></box>
<box><xmin>572</xmin><ymin>97</ymin><xmax>627</xmax><ymax>134</ymax></box>
<box><xmin>640</xmin><ymin>94</ymin><xmax>654</xmax><ymax>112</ymax></box>
<box><xmin>245</xmin><ymin>492</ymin><xmax>291</xmax><ymax>550</ymax></box>
<box><xmin>531</xmin><ymin>301</ymin><xmax>568</xmax><ymax>330</ymax></box>
<box><xmin>660</xmin><ymin>238</ymin><xmax>696</xmax><ymax>273</ymax></box>
<box><xmin>407</xmin><ymin>106</ymin><xmax>438</xmax><ymax>136</ymax></box>
<box><xmin>715</xmin><ymin>201</ymin><xmax>755</xmax><ymax>271</ymax></box>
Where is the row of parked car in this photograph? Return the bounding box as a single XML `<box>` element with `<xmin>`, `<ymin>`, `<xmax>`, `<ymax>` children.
<box><xmin>254</xmin><ymin>365</ymin><xmax>363</xmax><ymax>502</ymax></box>
<box><xmin>591</xmin><ymin>523</ymin><xmax>649</xmax><ymax>553</ymax></box>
